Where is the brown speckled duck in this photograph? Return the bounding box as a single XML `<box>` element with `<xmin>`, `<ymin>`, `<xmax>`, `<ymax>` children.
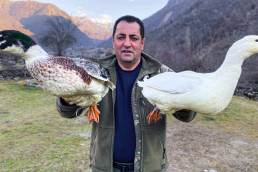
<box><xmin>0</xmin><ymin>30</ymin><xmax>115</xmax><ymax>123</ymax></box>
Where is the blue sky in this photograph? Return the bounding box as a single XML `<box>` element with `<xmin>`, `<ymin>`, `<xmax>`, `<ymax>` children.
<box><xmin>11</xmin><ymin>0</ymin><xmax>169</xmax><ymax>22</ymax></box>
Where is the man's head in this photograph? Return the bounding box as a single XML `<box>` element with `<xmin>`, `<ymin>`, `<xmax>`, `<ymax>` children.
<box><xmin>112</xmin><ymin>15</ymin><xmax>145</xmax><ymax>70</ymax></box>
<box><xmin>113</xmin><ymin>15</ymin><xmax>145</xmax><ymax>40</ymax></box>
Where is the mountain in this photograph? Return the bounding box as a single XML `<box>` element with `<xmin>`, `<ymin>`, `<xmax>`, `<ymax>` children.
<box><xmin>0</xmin><ymin>0</ymin><xmax>31</xmax><ymax>35</ymax></box>
<box><xmin>0</xmin><ymin>0</ymin><xmax>113</xmax><ymax>47</ymax></box>
<box><xmin>0</xmin><ymin>0</ymin><xmax>70</xmax><ymax>35</ymax></box>
<box><xmin>72</xmin><ymin>16</ymin><xmax>113</xmax><ymax>40</ymax></box>
<box><xmin>99</xmin><ymin>0</ymin><xmax>258</xmax><ymax>89</ymax></box>
<box><xmin>144</xmin><ymin>0</ymin><xmax>258</xmax><ymax>89</ymax></box>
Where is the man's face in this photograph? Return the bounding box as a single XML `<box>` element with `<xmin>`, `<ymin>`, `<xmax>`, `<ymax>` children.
<box><xmin>113</xmin><ymin>21</ymin><xmax>145</xmax><ymax>70</ymax></box>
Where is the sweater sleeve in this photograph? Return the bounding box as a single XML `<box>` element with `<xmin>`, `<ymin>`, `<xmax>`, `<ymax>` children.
<box><xmin>56</xmin><ymin>97</ymin><xmax>84</xmax><ymax>118</ymax></box>
<box><xmin>173</xmin><ymin>110</ymin><xmax>197</xmax><ymax>122</ymax></box>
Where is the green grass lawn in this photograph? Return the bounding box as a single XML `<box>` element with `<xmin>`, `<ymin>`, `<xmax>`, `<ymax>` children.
<box><xmin>0</xmin><ymin>80</ymin><xmax>257</xmax><ymax>171</ymax></box>
<box><xmin>0</xmin><ymin>80</ymin><xmax>91</xmax><ymax>171</ymax></box>
<box><xmin>196</xmin><ymin>96</ymin><xmax>258</xmax><ymax>139</ymax></box>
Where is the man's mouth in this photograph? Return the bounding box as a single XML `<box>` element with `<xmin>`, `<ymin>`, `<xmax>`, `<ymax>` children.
<box><xmin>122</xmin><ymin>50</ymin><xmax>133</xmax><ymax>54</ymax></box>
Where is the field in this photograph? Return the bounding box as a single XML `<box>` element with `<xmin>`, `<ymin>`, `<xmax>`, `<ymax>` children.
<box><xmin>0</xmin><ymin>80</ymin><xmax>257</xmax><ymax>171</ymax></box>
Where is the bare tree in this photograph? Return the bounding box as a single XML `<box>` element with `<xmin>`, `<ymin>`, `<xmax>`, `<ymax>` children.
<box><xmin>39</xmin><ymin>16</ymin><xmax>78</xmax><ymax>56</ymax></box>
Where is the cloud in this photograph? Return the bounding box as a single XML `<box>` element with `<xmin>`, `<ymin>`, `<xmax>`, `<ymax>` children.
<box><xmin>100</xmin><ymin>14</ymin><xmax>114</xmax><ymax>22</ymax></box>
<box><xmin>71</xmin><ymin>6</ymin><xmax>114</xmax><ymax>23</ymax></box>
<box><xmin>72</xmin><ymin>6</ymin><xmax>95</xmax><ymax>17</ymax></box>
<box><xmin>91</xmin><ymin>14</ymin><xmax>114</xmax><ymax>23</ymax></box>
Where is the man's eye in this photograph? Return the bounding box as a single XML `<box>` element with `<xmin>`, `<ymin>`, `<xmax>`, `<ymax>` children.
<box><xmin>131</xmin><ymin>37</ymin><xmax>138</xmax><ymax>41</ymax></box>
<box><xmin>117</xmin><ymin>36</ymin><xmax>125</xmax><ymax>40</ymax></box>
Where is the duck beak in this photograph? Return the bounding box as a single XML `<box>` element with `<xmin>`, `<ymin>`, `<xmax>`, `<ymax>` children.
<box><xmin>0</xmin><ymin>49</ymin><xmax>2</xmax><ymax>53</ymax></box>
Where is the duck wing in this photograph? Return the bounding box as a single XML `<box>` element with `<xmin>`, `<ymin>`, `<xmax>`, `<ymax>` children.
<box><xmin>139</xmin><ymin>71</ymin><xmax>200</xmax><ymax>94</ymax></box>
<box><xmin>71</xmin><ymin>58</ymin><xmax>107</xmax><ymax>81</ymax></box>
<box><xmin>71</xmin><ymin>58</ymin><xmax>115</xmax><ymax>90</ymax></box>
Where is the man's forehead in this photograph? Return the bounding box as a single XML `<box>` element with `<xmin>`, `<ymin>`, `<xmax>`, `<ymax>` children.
<box><xmin>115</xmin><ymin>21</ymin><xmax>141</xmax><ymax>35</ymax></box>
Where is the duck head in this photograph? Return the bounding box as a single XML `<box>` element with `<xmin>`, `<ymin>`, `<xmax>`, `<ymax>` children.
<box><xmin>0</xmin><ymin>30</ymin><xmax>37</xmax><ymax>58</ymax></box>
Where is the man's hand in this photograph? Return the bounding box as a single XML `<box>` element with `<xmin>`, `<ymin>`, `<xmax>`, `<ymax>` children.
<box><xmin>61</xmin><ymin>97</ymin><xmax>76</xmax><ymax>106</ymax></box>
<box><xmin>181</xmin><ymin>109</ymin><xmax>191</xmax><ymax>112</ymax></box>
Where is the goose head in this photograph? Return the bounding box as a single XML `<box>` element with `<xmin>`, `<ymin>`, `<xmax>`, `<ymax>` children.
<box><xmin>229</xmin><ymin>35</ymin><xmax>258</xmax><ymax>59</ymax></box>
<box><xmin>0</xmin><ymin>30</ymin><xmax>40</xmax><ymax>60</ymax></box>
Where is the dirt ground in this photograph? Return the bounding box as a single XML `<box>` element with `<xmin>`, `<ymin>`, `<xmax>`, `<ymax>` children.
<box><xmin>166</xmin><ymin>121</ymin><xmax>258</xmax><ymax>172</ymax></box>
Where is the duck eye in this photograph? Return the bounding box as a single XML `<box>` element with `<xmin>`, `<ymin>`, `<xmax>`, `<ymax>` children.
<box><xmin>256</xmin><ymin>39</ymin><xmax>258</xmax><ymax>42</ymax></box>
<box><xmin>3</xmin><ymin>35</ymin><xmax>9</xmax><ymax>39</ymax></box>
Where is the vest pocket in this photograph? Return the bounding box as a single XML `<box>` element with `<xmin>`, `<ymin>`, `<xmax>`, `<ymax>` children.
<box><xmin>90</xmin><ymin>125</ymin><xmax>113</xmax><ymax>171</ymax></box>
<box><xmin>142</xmin><ymin>129</ymin><xmax>167</xmax><ymax>171</ymax></box>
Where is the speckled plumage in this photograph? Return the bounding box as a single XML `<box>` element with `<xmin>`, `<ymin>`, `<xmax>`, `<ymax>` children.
<box><xmin>26</xmin><ymin>56</ymin><xmax>114</xmax><ymax>107</ymax></box>
<box><xmin>0</xmin><ymin>30</ymin><xmax>115</xmax><ymax>115</ymax></box>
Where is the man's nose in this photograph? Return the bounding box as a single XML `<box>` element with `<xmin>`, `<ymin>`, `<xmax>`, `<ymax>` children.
<box><xmin>123</xmin><ymin>37</ymin><xmax>131</xmax><ymax>47</ymax></box>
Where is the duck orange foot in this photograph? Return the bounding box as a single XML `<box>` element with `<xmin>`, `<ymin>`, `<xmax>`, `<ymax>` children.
<box><xmin>147</xmin><ymin>108</ymin><xmax>162</xmax><ymax>124</ymax></box>
<box><xmin>85</xmin><ymin>105</ymin><xmax>100</xmax><ymax>123</ymax></box>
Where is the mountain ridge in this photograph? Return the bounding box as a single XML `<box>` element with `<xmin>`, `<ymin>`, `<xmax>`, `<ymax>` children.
<box><xmin>0</xmin><ymin>0</ymin><xmax>113</xmax><ymax>42</ymax></box>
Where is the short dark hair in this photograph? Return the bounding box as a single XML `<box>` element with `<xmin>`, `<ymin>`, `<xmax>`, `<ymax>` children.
<box><xmin>112</xmin><ymin>15</ymin><xmax>145</xmax><ymax>39</ymax></box>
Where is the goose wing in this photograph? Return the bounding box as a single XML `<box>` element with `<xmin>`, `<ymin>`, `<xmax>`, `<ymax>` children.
<box><xmin>139</xmin><ymin>71</ymin><xmax>200</xmax><ymax>94</ymax></box>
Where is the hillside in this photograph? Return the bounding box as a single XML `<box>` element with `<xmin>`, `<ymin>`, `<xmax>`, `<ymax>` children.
<box><xmin>143</xmin><ymin>0</ymin><xmax>258</xmax><ymax>89</ymax></box>
<box><xmin>72</xmin><ymin>16</ymin><xmax>113</xmax><ymax>40</ymax></box>
<box><xmin>99</xmin><ymin>0</ymin><xmax>258</xmax><ymax>90</ymax></box>
<box><xmin>0</xmin><ymin>0</ymin><xmax>70</xmax><ymax>35</ymax></box>
<box><xmin>0</xmin><ymin>0</ymin><xmax>113</xmax><ymax>46</ymax></box>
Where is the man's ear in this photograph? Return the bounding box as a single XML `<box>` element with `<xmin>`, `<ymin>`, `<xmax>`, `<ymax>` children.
<box><xmin>112</xmin><ymin>38</ymin><xmax>115</xmax><ymax>49</ymax></box>
<box><xmin>141</xmin><ymin>38</ymin><xmax>145</xmax><ymax>51</ymax></box>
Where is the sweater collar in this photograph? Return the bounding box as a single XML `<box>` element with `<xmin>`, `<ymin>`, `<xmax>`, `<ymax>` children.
<box><xmin>98</xmin><ymin>52</ymin><xmax>161</xmax><ymax>75</ymax></box>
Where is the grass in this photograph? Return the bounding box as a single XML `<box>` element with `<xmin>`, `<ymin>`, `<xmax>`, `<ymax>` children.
<box><xmin>0</xmin><ymin>80</ymin><xmax>257</xmax><ymax>171</ymax></box>
<box><xmin>197</xmin><ymin>96</ymin><xmax>258</xmax><ymax>139</ymax></box>
<box><xmin>166</xmin><ymin>96</ymin><xmax>258</xmax><ymax>139</ymax></box>
<box><xmin>0</xmin><ymin>80</ymin><xmax>91</xmax><ymax>171</ymax></box>
<box><xmin>15</xmin><ymin>63</ymin><xmax>26</xmax><ymax>66</ymax></box>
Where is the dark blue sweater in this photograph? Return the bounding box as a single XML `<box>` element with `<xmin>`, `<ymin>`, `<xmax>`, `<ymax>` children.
<box><xmin>113</xmin><ymin>61</ymin><xmax>142</xmax><ymax>163</ymax></box>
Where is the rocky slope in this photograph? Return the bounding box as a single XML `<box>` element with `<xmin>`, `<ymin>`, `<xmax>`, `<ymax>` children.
<box><xmin>143</xmin><ymin>0</ymin><xmax>258</xmax><ymax>90</ymax></box>
<box><xmin>72</xmin><ymin>16</ymin><xmax>113</xmax><ymax>40</ymax></box>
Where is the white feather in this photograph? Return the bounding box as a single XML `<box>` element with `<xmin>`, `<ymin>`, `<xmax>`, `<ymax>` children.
<box><xmin>0</xmin><ymin>40</ymin><xmax>6</xmax><ymax>46</ymax></box>
<box><xmin>138</xmin><ymin>35</ymin><xmax>258</xmax><ymax>115</ymax></box>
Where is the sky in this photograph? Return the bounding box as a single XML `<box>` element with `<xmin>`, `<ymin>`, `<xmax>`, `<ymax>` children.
<box><xmin>11</xmin><ymin>0</ymin><xmax>169</xmax><ymax>22</ymax></box>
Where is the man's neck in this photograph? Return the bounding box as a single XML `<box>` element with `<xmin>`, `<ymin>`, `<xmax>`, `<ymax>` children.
<box><xmin>117</xmin><ymin>59</ymin><xmax>141</xmax><ymax>71</ymax></box>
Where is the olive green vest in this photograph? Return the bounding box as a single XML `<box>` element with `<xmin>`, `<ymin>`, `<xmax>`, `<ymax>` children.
<box><xmin>89</xmin><ymin>52</ymin><xmax>170</xmax><ymax>172</ymax></box>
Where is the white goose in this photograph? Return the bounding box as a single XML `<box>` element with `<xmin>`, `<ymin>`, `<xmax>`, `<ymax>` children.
<box><xmin>138</xmin><ymin>35</ymin><xmax>258</xmax><ymax>123</ymax></box>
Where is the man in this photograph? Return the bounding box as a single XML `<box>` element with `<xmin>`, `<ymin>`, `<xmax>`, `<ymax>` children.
<box><xmin>56</xmin><ymin>15</ymin><xmax>197</xmax><ymax>172</ymax></box>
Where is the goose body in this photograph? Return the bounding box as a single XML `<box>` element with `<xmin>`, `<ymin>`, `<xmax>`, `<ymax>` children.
<box><xmin>138</xmin><ymin>35</ymin><xmax>258</xmax><ymax>118</ymax></box>
<box><xmin>0</xmin><ymin>30</ymin><xmax>115</xmax><ymax>122</ymax></box>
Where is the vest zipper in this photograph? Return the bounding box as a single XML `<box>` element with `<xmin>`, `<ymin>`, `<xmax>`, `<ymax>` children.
<box><xmin>140</xmin><ymin>93</ymin><xmax>147</xmax><ymax>123</ymax></box>
<box><xmin>111</xmin><ymin>88</ymin><xmax>116</xmax><ymax>171</ymax></box>
<box><xmin>133</xmin><ymin>83</ymin><xmax>143</xmax><ymax>172</ymax></box>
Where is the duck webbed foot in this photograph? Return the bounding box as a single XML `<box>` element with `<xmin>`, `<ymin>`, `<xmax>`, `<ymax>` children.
<box><xmin>85</xmin><ymin>105</ymin><xmax>100</xmax><ymax>123</ymax></box>
<box><xmin>147</xmin><ymin>107</ymin><xmax>162</xmax><ymax>124</ymax></box>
